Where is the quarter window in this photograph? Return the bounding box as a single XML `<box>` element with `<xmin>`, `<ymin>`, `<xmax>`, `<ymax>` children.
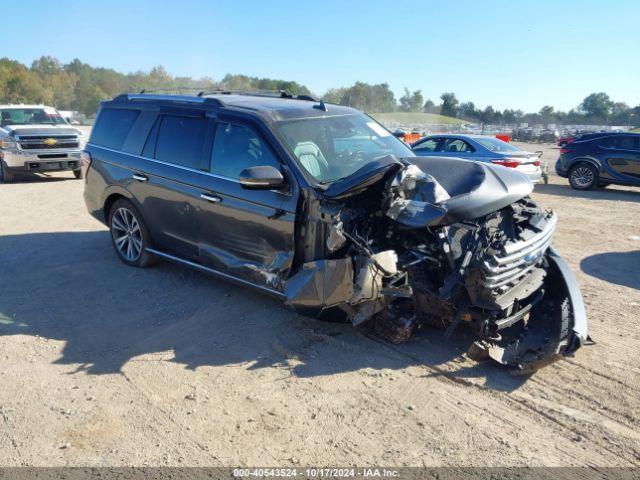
<box><xmin>210</xmin><ymin>122</ymin><xmax>280</xmax><ymax>179</ymax></box>
<box><xmin>91</xmin><ymin>108</ymin><xmax>140</xmax><ymax>150</ymax></box>
<box><xmin>154</xmin><ymin>115</ymin><xmax>207</xmax><ymax>169</ymax></box>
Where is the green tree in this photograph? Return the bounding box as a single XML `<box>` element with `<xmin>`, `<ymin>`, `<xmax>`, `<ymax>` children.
<box><xmin>423</xmin><ymin>99</ymin><xmax>437</xmax><ymax>113</ymax></box>
<box><xmin>539</xmin><ymin>105</ymin><xmax>555</xmax><ymax>124</ymax></box>
<box><xmin>440</xmin><ymin>92</ymin><xmax>458</xmax><ymax>117</ymax></box>
<box><xmin>579</xmin><ymin>92</ymin><xmax>614</xmax><ymax>123</ymax></box>
<box><xmin>458</xmin><ymin>101</ymin><xmax>477</xmax><ymax>120</ymax></box>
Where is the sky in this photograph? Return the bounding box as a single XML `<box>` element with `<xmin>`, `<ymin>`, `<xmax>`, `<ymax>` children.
<box><xmin>3</xmin><ymin>0</ymin><xmax>639</xmax><ymax>113</ymax></box>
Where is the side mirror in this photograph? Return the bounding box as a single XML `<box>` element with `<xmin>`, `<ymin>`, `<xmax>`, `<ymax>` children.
<box><xmin>239</xmin><ymin>165</ymin><xmax>286</xmax><ymax>190</ymax></box>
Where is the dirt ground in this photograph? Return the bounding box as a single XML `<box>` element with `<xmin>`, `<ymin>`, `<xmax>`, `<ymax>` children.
<box><xmin>0</xmin><ymin>142</ymin><xmax>638</xmax><ymax>467</ymax></box>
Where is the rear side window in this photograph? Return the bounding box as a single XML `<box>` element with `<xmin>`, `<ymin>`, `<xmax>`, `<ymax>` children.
<box><xmin>91</xmin><ymin>108</ymin><xmax>140</xmax><ymax>150</ymax></box>
<box><xmin>413</xmin><ymin>138</ymin><xmax>439</xmax><ymax>152</ymax></box>
<box><xmin>210</xmin><ymin>122</ymin><xmax>280</xmax><ymax>179</ymax></box>
<box><xmin>442</xmin><ymin>138</ymin><xmax>474</xmax><ymax>153</ymax></box>
<box><xmin>154</xmin><ymin>115</ymin><xmax>207</xmax><ymax>169</ymax></box>
<box><xmin>603</xmin><ymin>135</ymin><xmax>638</xmax><ymax>150</ymax></box>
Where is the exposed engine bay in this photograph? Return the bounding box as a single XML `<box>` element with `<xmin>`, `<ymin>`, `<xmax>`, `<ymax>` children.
<box><xmin>284</xmin><ymin>155</ymin><xmax>588</xmax><ymax>373</ymax></box>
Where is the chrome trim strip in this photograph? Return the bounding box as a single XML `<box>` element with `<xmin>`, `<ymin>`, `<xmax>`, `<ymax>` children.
<box><xmin>502</xmin><ymin>213</ymin><xmax>557</xmax><ymax>255</ymax></box>
<box><xmin>145</xmin><ymin>247</ymin><xmax>285</xmax><ymax>299</ymax></box>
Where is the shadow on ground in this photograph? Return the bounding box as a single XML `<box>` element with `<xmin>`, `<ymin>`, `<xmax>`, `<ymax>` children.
<box><xmin>581</xmin><ymin>251</ymin><xmax>640</xmax><ymax>290</ymax></box>
<box><xmin>0</xmin><ymin>230</ymin><xmax>529</xmax><ymax>392</ymax></box>
<box><xmin>535</xmin><ymin>182</ymin><xmax>640</xmax><ymax>203</ymax></box>
<box><xmin>2</xmin><ymin>171</ymin><xmax>77</xmax><ymax>184</ymax></box>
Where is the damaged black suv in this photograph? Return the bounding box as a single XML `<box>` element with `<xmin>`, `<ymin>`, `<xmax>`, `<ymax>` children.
<box><xmin>83</xmin><ymin>90</ymin><xmax>587</xmax><ymax>372</ymax></box>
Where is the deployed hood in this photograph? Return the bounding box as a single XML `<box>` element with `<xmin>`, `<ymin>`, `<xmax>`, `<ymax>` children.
<box><xmin>2</xmin><ymin>125</ymin><xmax>82</xmax><ymax>137</ymax></box>
<box><xmin>322</xmin><ymin>155</ymin><xmax>404</xmax><ymax>200</ymax></box>
<box><xmin>320</xmin><ymin>155</ymin><xmax>534</xmax><ymax>227</ymax></box>
<box><xmin>406</xmin><ymin>156</ymin><xmax>534</xmax><ymax>225</ymax></box>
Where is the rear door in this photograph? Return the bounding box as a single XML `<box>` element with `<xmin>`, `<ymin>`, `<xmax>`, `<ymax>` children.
<box><xmin>599</xmin><ymin>135</ymin><xmax>640</xmax><ymax>182</ymax></box>
<box><xmin>195</xmin><ymin>116</ymin><xmax>298</xmax><ymax>292</ymax></box>
<box><xmin>129</xmin><ymin>109</ymin><xmax>213</xmax><ymax>260</ymax></box>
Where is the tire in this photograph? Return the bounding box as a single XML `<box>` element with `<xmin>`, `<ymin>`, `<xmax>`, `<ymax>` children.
<box><xmin>0</xmin><ymin>161</ymin><xmax>15</xmax><ymax>183</ymax></box>
<box><xmin>73</xmin><ymin>169</ymin><xmax>83</xmax><ymax>180</ymax></box>
<box><xmin>568</xmin><ymin>162</ymin><xmax>598</xmax><ymax>190</ymax></box>
<box><xmin>108</xmin><ymin>199</ymin><xmax>157</xmax><ymax>267</ymax></box>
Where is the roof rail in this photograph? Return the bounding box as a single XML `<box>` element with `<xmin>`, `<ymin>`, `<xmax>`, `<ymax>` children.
<box><xmin>138</xmin><ymin>87</ymin><xmax>205</xmax><ymax>95</ymax></box>
<box><xmin>198</xmin><ymin>89</ymin><xmax>316</xmax><ymax>102</ymax></box>
<box><xmin>112</xmin><ymin>92</ymin><xmax>224</xmax><ymax>107</ymax></box>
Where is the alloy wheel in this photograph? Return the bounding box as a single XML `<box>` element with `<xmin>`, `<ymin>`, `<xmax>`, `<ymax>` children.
<box><xmin>111</xmin><ymin>207</ymin><xmax>143</xmax><ymax>261</ymax></box>
<box><xmin>570</xmin><ymin>166</ymin><xmax>595</xmax><ymax>189</ymax></box>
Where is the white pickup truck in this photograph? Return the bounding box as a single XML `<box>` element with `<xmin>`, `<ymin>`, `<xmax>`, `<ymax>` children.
<box><xmin>0</xmin><ymin>104</ymin><xmax>84</xmax><ymax>182</ymax></box>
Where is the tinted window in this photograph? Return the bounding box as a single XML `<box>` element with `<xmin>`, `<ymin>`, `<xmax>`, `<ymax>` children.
<box><xmin>603</xmin><ymin>135</ymin><xmax>638</xmax><ymax>150</ymax></box>
<box><xmin>155</xmin><ymin>115</ymin><xmax>207</xmax><ymax>169</ymax></box>
<box><xmin>413</xmin><ymin>138</ymin><xmax>439</xmax><ymax>152</ymax></box>
<box><xmin>442</xmin><ymin>138</ymin><xmax>474</xmax><ymax>153</ymax></box>
<box><xmin>91</xmin><ymin>108</ymin><xmax>140</xmax><ymax>149</ymax></box>
<box><xmin>211</xmin><ymin>123</ymin><xmax>280</xmax><ymax>179</ymax></box>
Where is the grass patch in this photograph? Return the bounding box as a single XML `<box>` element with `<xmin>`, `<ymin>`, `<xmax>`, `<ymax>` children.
<box><xmin>371</xmin><ymin>112</ymin><xmax>466</xmax><ymax>125</ymax></box>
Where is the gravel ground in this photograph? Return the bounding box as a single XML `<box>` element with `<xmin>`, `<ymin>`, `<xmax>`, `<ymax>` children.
<box><xmin>0</xmin><ymin>142</ymin><xmax>639</xmax><ymax>467</ymax></box>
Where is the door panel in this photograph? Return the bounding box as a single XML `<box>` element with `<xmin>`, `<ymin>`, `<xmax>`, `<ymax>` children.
<box><xmin>197</xmin><ymin>178</ymin><xmax>296</xmax><ymax>291</ymax></box>
<box><xmin>196</xmin><ymin>119</ymin><xmax>298</xmax><ymax>291</ymax></box>
<box><xmin>600</xmin><ymin>136</ymin><xmax>640</xmax><ymax>181</ymax></box>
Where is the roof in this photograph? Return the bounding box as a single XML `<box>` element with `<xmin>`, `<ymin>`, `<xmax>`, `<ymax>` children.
<box><xmin>109</xmin><ymin>93</ymin><xmax>358</xmax><ymax>122</ymax></box>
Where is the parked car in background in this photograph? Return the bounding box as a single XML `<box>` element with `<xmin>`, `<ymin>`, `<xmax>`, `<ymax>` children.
<box><xmin>556</xmin><ymin>133</ymin><xmax>640</xmax><ymax>190</ymax></box>
<box><xmin>0</xmin><ymin>105</ymin><xmax>84</xmax><ymax>182</ymax></box>
<box><xmin>556</xmin><ymin>131</ymin><xmax>615</xmax><ymax>147</ymax></box>
<box><xmin>82</xmin><ymin>91</ymin><xmax>586</xmax><ymax>372</ymax></box>
<box><xmin>411</xmin><ymin>134</ymin><xmax>543</xmax><ymax>184</ymax></box>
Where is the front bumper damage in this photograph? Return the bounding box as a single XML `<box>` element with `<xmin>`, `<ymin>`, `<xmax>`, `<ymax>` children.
<box><xmin>283</xmin><ymin>156</ymin><xmax>588</xmax><ymax>373</ymax></box>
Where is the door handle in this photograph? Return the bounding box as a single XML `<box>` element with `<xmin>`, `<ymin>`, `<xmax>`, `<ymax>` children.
<box><xmin>200</xmin><ymin>193</ymin><xmax>222</xmax><ymax>203</ymax></box>
<box><xmin>132</xmin><ymin>173</ymin><xmax>148</xmax><ymax>182</ymax></box>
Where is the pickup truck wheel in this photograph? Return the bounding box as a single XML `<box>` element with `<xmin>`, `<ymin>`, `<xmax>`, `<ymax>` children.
<box><xmin>0</xmin><ymin>161</ymin><xmax>14</xmax><ymax>183</ymax></box>
<box><xmin>568</xmin><ymin>163</ymin><xmax>597</xmax><ymax>190</ymax></box>
<box><xmin>73</xmin><ymin>169</ymin><xmax>83</xmax><ymax>179</ymax></box>
<box><xmin>108</xmin><ymin>199</ymin><xmax>157</xmax><ymax>267</ymax></box>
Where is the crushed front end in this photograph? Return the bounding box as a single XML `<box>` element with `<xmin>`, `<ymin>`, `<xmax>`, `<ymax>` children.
<box><xmin>283</xmin><ymin>157</ymin><xmax>587</xmax><ymax>373</ymax></box>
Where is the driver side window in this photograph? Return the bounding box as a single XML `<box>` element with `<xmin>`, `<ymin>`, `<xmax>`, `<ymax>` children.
<box><xmin>210</xmin><ymin>122</ymin><xmax>281</xmax><ymax>179</ymax></box>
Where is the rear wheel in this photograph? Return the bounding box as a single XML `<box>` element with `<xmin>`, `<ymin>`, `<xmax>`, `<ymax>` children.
<box><xmin>569</xmin><ymin>163</ymin><xmax>597</xmax><ymax>190</ymax></box>
<box><xmin>0</xmin><ymin>161</ymin><xmax>15</xmax><ymax>183</ymax></box>
<box><xmin>108</xmin><ymin>199</ymin><xmax>157</xmax><ymax>267</ymax></box>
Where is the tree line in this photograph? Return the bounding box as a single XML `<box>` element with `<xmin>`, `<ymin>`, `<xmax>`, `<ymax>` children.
<box><xmin>1</xmin><ymin>56</ymin><xmax>637</xmax><ymax>126</ymax></box>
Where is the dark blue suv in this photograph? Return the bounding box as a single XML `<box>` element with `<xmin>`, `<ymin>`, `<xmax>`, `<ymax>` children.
<box><xmin>82</xmin><ymin>90</ymin><xmax>587</xmax><ymax>372</ymax></box>
<box><xmin>555</xmin><ymin>133</ymin><xmax>640</xmax><ymax>190</ymax></box>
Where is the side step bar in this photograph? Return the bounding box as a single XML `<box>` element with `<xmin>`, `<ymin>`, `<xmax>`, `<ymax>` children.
<box><xmin>145</xmin><ymin>248</ymin><xmax>285</xmax><ymax>299</ymax></box>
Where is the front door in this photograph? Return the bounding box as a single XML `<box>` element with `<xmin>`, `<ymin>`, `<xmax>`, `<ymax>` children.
<box><xmin>195</xmin><ymin>119</ymin><xmax>298</xmax><ymax>292</ymax></box>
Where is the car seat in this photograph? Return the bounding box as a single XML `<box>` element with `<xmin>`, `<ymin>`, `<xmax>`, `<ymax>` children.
<box><xmin>293</xmin><ymin>141</ymin><xmax>329</xmax><ymax>180</ymax></box>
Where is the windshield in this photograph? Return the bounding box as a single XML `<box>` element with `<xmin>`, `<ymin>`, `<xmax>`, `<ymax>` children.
<box><xmin>275</xmin><ymin>114</ymin><xmax>413</xmax><ymax>183</ymax></box>
<box><xmin>475</xmin><ymin>137</ymin><xmax>520</xmax><ymax>153</ymax></box>
<box><xmin>0</xmin><ymin>108</ymin><xmax>67</xmax><ymax>127</ymax></box>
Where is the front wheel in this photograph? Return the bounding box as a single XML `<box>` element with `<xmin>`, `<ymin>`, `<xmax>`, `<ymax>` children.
<box><xmin>108</xmin><ymin>199</ymin><xmax>157</xmax><ymax>267</ymax></box>
<box><xmin>0</xmin><ymin>161</ymin><xmax>15</xmax><ymax>183</ymax></box>
<box><xmin>73</xmin><ymin>169</ymin><xmax>83</xmax><ymax>179</ymax></box>
<box><xmin>569</xmin><ymin>163</ymin><xmax>598</xmax><ymax>190</ymax></box>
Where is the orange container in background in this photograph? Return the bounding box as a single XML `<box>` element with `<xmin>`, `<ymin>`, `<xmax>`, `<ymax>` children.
<box><xmin>496</xmin><ymin>134</ymin><xmax>511</xmax><ymax>143</ymax></box>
